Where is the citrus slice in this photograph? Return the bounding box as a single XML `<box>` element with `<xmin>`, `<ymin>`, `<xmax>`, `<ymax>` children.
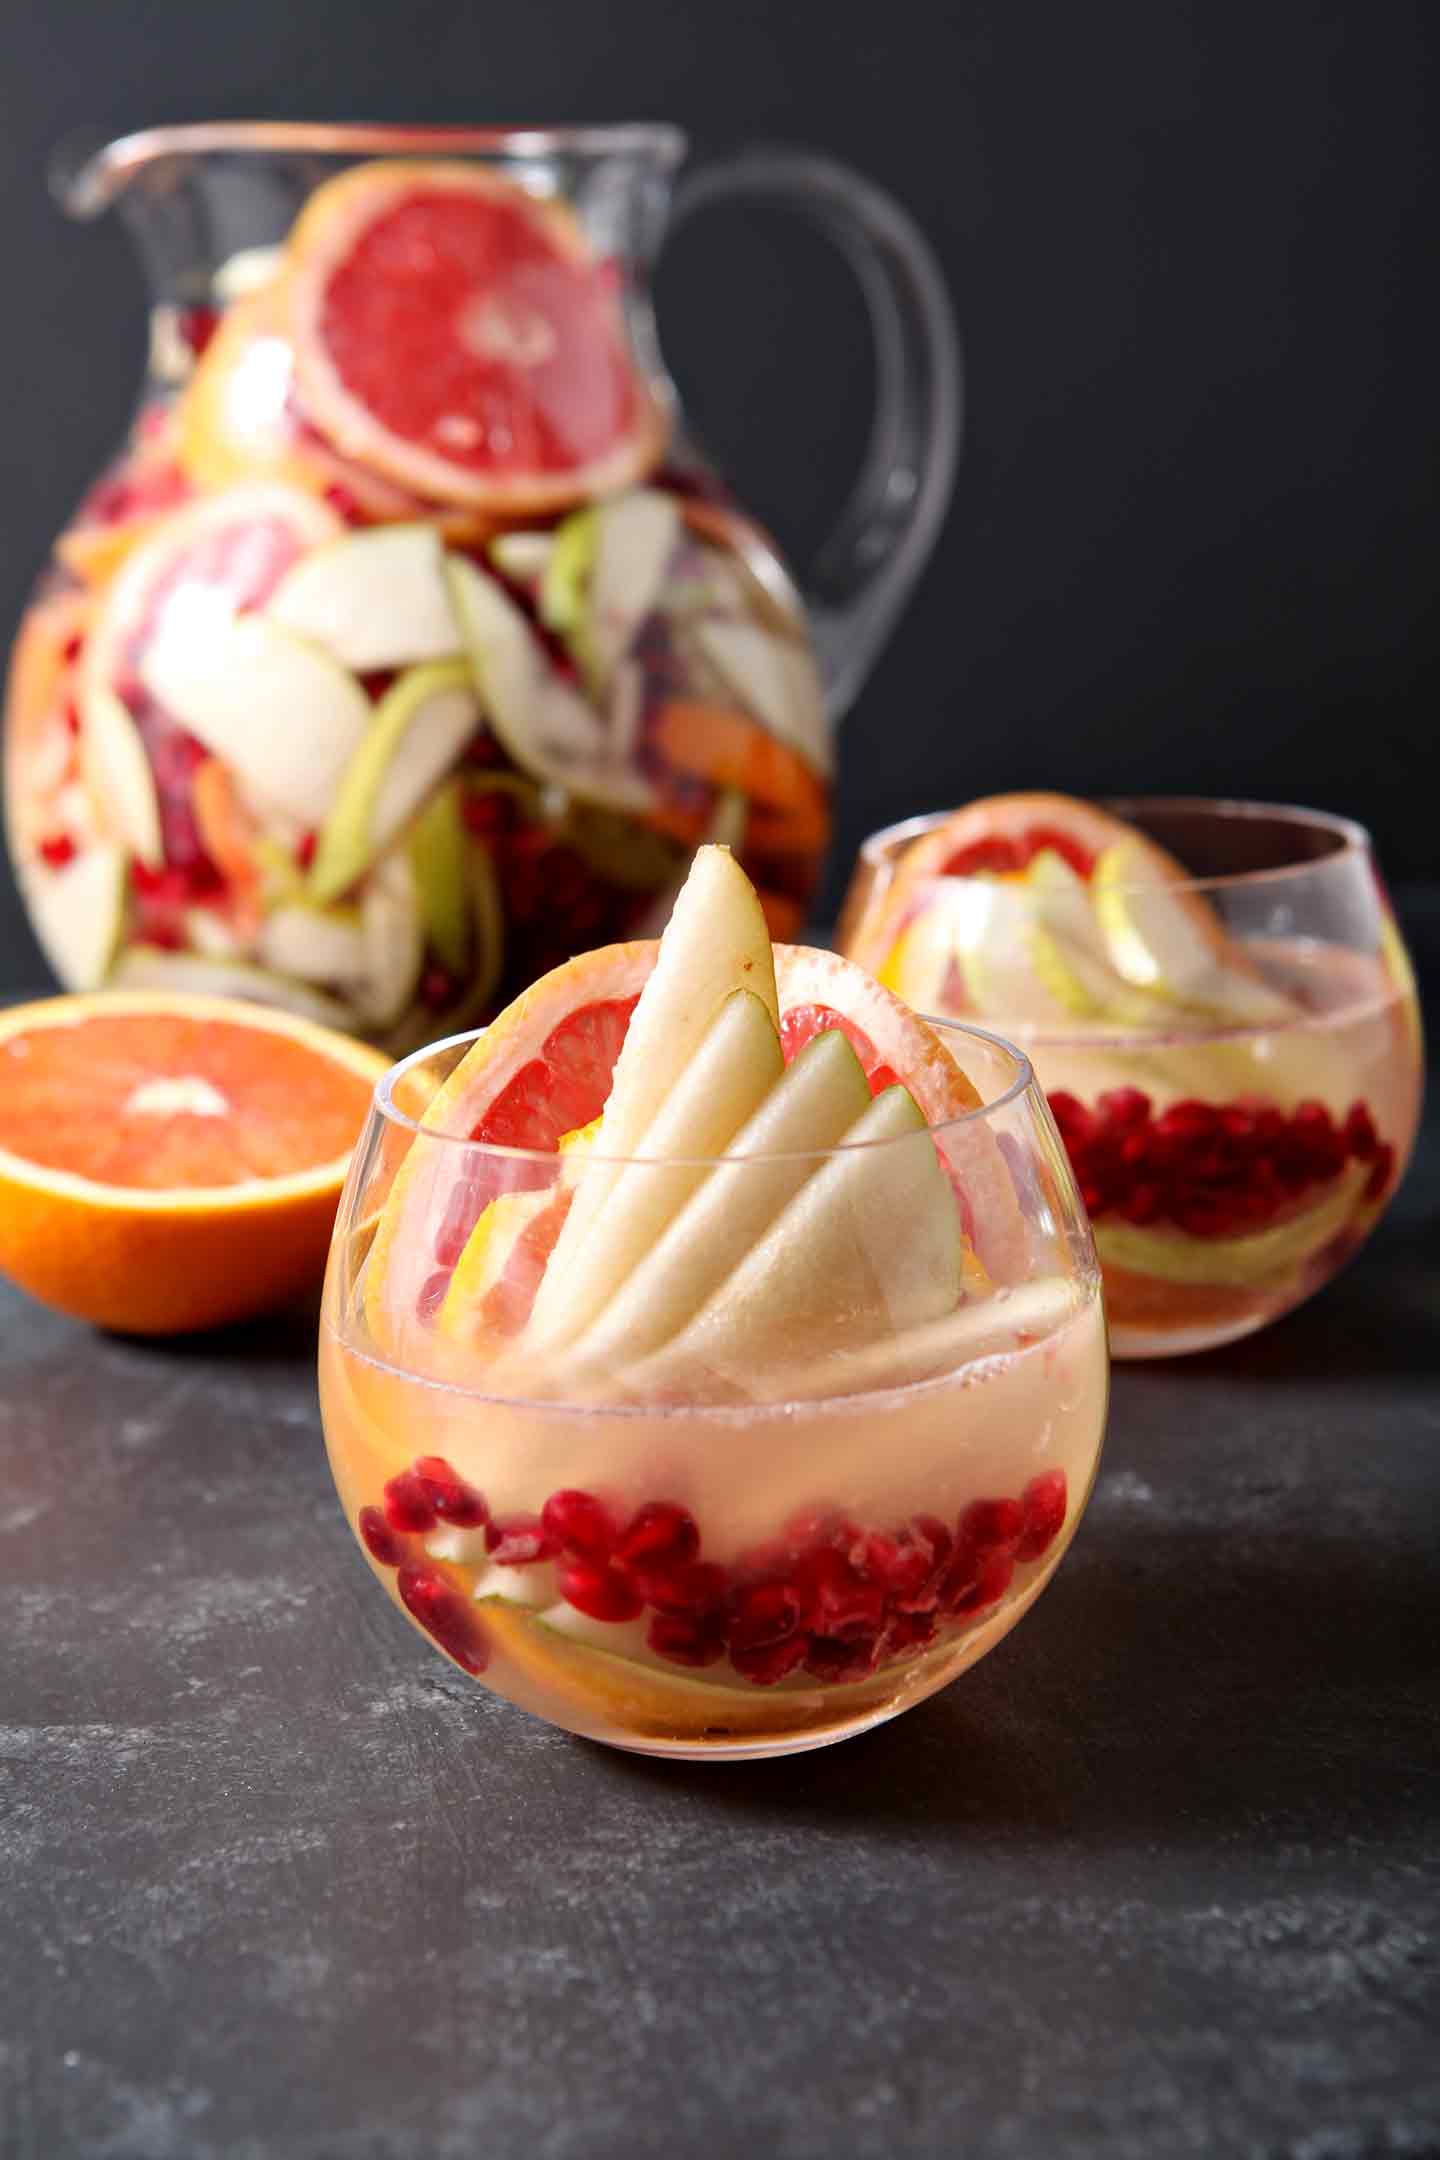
<box><xmin>0</xmin><ymin>992</ymin><xmax>385</xmax><ymax>1334</ymax></box>
<box><xmin>287</xmin><ymin>161</ymin><xmax>667</xmax><ymax>514</ymax></box>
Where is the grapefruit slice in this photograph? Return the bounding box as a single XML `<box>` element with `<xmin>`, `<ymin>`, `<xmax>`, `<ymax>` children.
<box><xmin>287</xmin><ymin>161</ymin><xmax>668</xmax><ymax>514</ymax></box>
<box><xmin>0</xmin><ymin>992</ymin><xmax>385</xmax><ymax>1334</ymax></box>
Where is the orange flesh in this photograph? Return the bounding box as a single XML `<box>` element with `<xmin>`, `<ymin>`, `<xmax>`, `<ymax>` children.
<box><xmin>0</xmin><ymin>1014</ymin><xmax>376</xmax><ymax>1189</ymax></box>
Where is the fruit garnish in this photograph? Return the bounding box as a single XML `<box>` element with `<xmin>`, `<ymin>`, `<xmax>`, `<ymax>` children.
<box><xmin>286</xmin><ymin>162</ymin><xmax>667</xmax><ymax>514</ymax></box>
<box><xmin>1089</xmin><ymin>838</ymin><xmax>1294</xmax><ymax>1023</ymax></box>
<box><xmin>0</xmin><ymin>991</ymin><xmax>384</xmax><ymax>1333</ymax></box>
<box><xmin>266</xmin><ymin>523</ymin><xmax>463</xmax><ymax>671</ymax></box>
<box><xmin>308</xmin><ymin>661</ymin><xmax>479</xmax><ymax>903</ymax></box>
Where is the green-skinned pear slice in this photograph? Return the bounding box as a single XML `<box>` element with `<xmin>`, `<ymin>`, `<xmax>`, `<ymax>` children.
<box><xmin>538</xmin><ymin>507</ymin><xmax>596</xmax><ymax>636</ymax></box>
<box><xmin>139</xmin><ymin>613</ymin><xmax>370</xmax><ymax>826</ymax></box>
<box><xmin>524</xmin><ymin>846</ymin><xmax>779</xmax><ymax>1347</ymax></box>
<box><xmin>1026</xmin><ymin>849</ymin><xmax>1110</xmax><ymax>962</ymax></box>
<box><xmin>524</xmin><ymin>987</ymin><xmax>784</xmax><ymax>1352</ymax></box>
<box><xmin>81</xmin><ymin>690</ymin><xmax>163</xmax><ymax>869</ymax></box>
<box><xmin>693</xmin><ymin>617</ymin><xmax>830</xmax><ymax>775</ymax></box>
<box><xmin>266</xmin><ymin>524</ymin><xmax>460</xmax><ymax>669</ymax></box>
<box><xmin>1091</xmin><ymin>841</ymin><xmax>1296</xmax><ymax>1024</ymax></box>
<box><xmin>577</xmin><ymin>489</ymin><xmax>681</xmax><ymax>691</ymax></box>
<box><xmin>445</xmin><ymin>557</ymin><xmax>656</xmax><ymax>813</ymax></box>
<box><xmin>27</xmin><ymin>843</ymin><xmax>127</xmax><ymax>991</ymax></box>
<box><xmin>409</xmin><ymin>781</ymin><xmax>470</xmax><ymax>976</ymax></box>
<box><xmin>488</xmin><ymin>530</ymin><xmax>556</xmax><ymax>587</ymax></box>
<box><xmin>108</xmin><ymin>946</ymin><xmax>357</xmax><ymax>1027</ymax></box>
<box><xmin>258</xmin><ymin>901</ymin><xmax>367</xmax><ymax>985</ymax></box>
<box><xmin>308</xmin><ymin>661</ymin><xmax>478</xmax><ymax>903</ymax></box>
<box><xmin>1094</xmin><ymin>1165</ymin><xmax>1366</xmax><ymax>1286</ymax></box>
<box><xmin>631</xmin><ymin>1083</ymin><xmax>963</xmax><ymax>1397</ymax></box>
<box><xmin>355</xmin><ymin>851</ymin><xmax>424</xmax><ymax>1027</ymax></box>
<box><xmin>563</xmin><ymin>1028</ymin><xmax>874</xmax><ymax>1377</ymax></box>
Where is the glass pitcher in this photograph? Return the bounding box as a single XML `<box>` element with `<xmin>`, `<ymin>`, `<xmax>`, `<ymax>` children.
<box><xmin>4</xmin><ymin>122</ymin><xmax>959</xmax><ymax>1047</ymax></box>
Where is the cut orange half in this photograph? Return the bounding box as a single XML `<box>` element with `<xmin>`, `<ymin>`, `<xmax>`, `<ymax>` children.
<box><xmin>0</xmin><ymin>992</ymin><xmax>386</xmax><ymax>1334</ymax></box>
<box><xmin>287</xmin><ymin>161</ymin><xmax>668</xmax><ymax>514</ymax></box>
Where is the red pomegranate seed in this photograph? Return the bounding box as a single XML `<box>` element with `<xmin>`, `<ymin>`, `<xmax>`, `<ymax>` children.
<box><xmin>359</xmin><ymin>1506</ymin><xmax>405</xmax><ymax>1568</ymax></box>
<box><xmin>726</xmin><ymin>1579</ymin><xmax>803</xmax><ymax>1654</ymax></box>
<box><xmin>38</xmin><ymin>833</ymin><xmax>77</xmax><ymax>869</ymax></box>
<box><xmin>396</xmin><ymin>1563</ymin><xmax>487</xmax><ymax>1673</ymax></box>
<box><xmin>805</xmin><ymin>1631</ymin><xmax>883</xmax><ymax>1685</ymax></box>
<box><xmin>541</xmin><ymin>1489</ymin><xmax>617</xmax><ymax>1562</ymax></box>
<box><xmin>885</xmin><ymin>1609</ymin><xmax>939</xmax><ymax>1655</ymax></box>
<box><xmin>1364</xmin><ymin>1145</ymin><xmax>1395</xmax><ymax>1202</ymax></box>
<box><xmin>1016</xmin><ymin>1469</ymin><xmax>1068</xmax><ymax>1561</ymax></box>
<box><xmin>1097</xmin><ymin>1087</ymin><xmax>1151</xmax><ymax>1131</ymax></box>
<box><xmin>647</xmin><ymin>1612</ymin><xmax>726</xmax><ymax>1667</ymax></box>
<box><xmin>950</xmin><ymin>1550</ymin><xmax>1015</xmax><ymax>1616</ymax></box>
<box><xmin>294</xmin><ymin>829</ymin><xmax>318</xmax><ymax>871</ymax></box>
<box><xmin>415</xmin><ymin>1457</ymin><xmax>488</xmax><ymax>1528</ymax></box>
<box><xmin>731</xmin><ymin>1634</ymin><xmax>811</xmax><ymax>1686</ymax></box>
<box><xmin>383</xmin><ymin>1470</ymin><xmax>437</xmax><ymax>1534</ymax></box>
<box><xmin>794</xmin><ymin>1548</ymin><xmax>887</xmax><ymax>1639</ymax></box>
<box><xmin>1342</xmin><ymin>1102</ymin><xmax>1379</xmax><ymax>1159</ymax></box>
<box><xmin>558</xmin><ymin>1561</ymin><xmax>644</xmax><ymax>1623</ymax></box>
<box><xmin>485</xmin><ymin>1515</ymin><xmax>557</xmax><ymax>1565</ymax></box>
<box><xmin>959</xmin><ymin>1497</ymin><xmax>1025</xmax><ymax>1551</ymax></box>
<box><xmin>646</xmin><ymin>1560</ymin><xmax>729</xmax><ymax>1618</ymax></box>
<box><xmin>854</xmin><ymin>1529</ymin><xmax>934</xmax><ymax>1604</ymax></box>
<box><xmin>615</xmin><ymin>1501</ymin><xmax>700</xmax><ymax>1586</ymax></box>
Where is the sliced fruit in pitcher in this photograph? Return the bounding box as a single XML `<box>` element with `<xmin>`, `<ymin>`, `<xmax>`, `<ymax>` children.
<box><xmin>287</xmin><ymin>161</ymin><xmax>667</xmax><ymax>513</ymax></box>
<box><xmin>80</xmin><ymin>689</ymin><xmax>163</xmax><ymax>869</ymax></box>
<box><xmin>24</xmin><ymin>843</ymin><xmax>128</xmax><ymax>992</ymax></box>
<box><xmin>266</xmin><ymin>523</ymin><xmax>462</xmax><ymax>669</ymax></box>
<box><xmin>309</xmin><ymin>661</ymin><xmax>480</xmax><ymax>903</ymax></box>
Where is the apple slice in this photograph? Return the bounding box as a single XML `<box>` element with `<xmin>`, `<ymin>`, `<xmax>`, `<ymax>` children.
<box><xmin>577</xmin><ymin>490</ymin><xmax>681</xmax><ymax>691</ymax></box>
<box><xmin>308</xmin><ymin>661</ymin><xmax>479</xmax><ymax>903</ymax></box>
<box><xmin>139</xmin><ymin>612</ymin><xmax>370</xmax><ymax>826</ymax></box>
<box><xmin>525</xmin><ymin>987</ymin><xmax>784</xmax><ymax>1351</ymax></box>
<box><xmin>526</xmin><ymin>845</ymin><xmax>779</xmax><ymax>1342</ymax></box>
<box><xmin>409</xmin><ymin>781</ymin><xmax>470</xmax><ymax>976</ymax></box>
<box><xmin>266</xmin><ymin>524</ymin><xmax>461</xmax><ymax>669</ymax></box>
<box><xmin>445</xmin><ymin>557</ymin><xmax>656</xmax><ymax>813</ymax></box>
<box><xmin>355</xmin><ymin>850</ymin><xmax>425</xmax><ymax>1027</ymax></box>
<box><xmin>258</xmin><ymin>900</ymin><xmax>367</xmax><ymax>985</ymax></box>
<box><xmin>564</xmin><ymin>1027</ymin><xmax>874</xmax><ymax>1376</ymax></box>
<box><xmin>81</xmin><ymin>690</ymin><xmax>163</xmax><ymax>869</ymax></box>
<box><xmin>27</xmin><ymin>843</ymin><xmax>127</xmax><ymax>991</ymax></box>
<box><xmin>693</xmin><ymin>618</ymin><xmax>830</xmax><ymax>776</ymax></box>
<box><xmin>1091</xmin><ymin>840</ymin><xmax>1296</xmax><ymax>1024</ymax></box>
<box><xmin>632</xmin><ymin>1082</ymin><xmax>963</xmax><ymax>1395</ymax></box>
<box><xmin>108</xmin><ymin>945</ymin><xmax>357</xmax><ymax>1026</ymax></box>
<box><xmin>1094</xmin><ymin>1165</ymin><xmax>1366</xmax><ymax>1286</ymax></box>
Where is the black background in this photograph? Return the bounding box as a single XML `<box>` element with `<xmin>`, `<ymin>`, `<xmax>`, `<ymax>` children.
<box><xmin>1</xmin><ymin>0</ymin><xmax>1436</xmax><ymax>978</ymax></box>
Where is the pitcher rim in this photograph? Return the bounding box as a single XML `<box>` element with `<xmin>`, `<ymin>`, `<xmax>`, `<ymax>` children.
<box><xmin>53</xmin><ymin>120</ymin><xmax>690</xmax><ymax>217</ymax></box>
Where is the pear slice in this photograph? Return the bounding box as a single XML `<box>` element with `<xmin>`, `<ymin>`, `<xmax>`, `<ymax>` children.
<box><xmin>81</xmin><ymin>690</ymin><xmax>163</xmax><ymax>869</ymax></box>
<box><xmin>1091</xmin><ymin>841</ymin><xmax>1296</xmax><ymax>1024</ymax></box>
<box><xmin>489</xmin><ymin>530</ymin><xmax>556</xmax><ymax>587</ymax></box>
<box><xmin>26</xmin><ymin>843</ymin><xmax>127</xmax><ymax>990</ymax></box>
<box><xmin>526</xmin><ymin>845</ymin><xmax>779</xmax><ymax>1340</ymax></box>
<box><xmin>308</xmin><ymin>661</ymin><xmax>478</xmax><ymax>903</ymax></box>
<box><xmin>139</xmin><ymin>612</ymin><xmax>370</xmax><ymax>826</ymax></box>
<box><xmin>409</xmin><ymin>781</ymin><xmax>470</xmax><ymax>976</ymax></box>
<box><xmin>445</xmin><ymin>557</ymin><xmax>656</xmax><ymax>813</ymax></box>
<box><xmin>525</xmin><ymin>988</ymin><xmax>784</xmax><ymax>1352</ymax></box>
<box><xmin>632</xmin><ymin>1083</ymin><xmax>963</xmax><ymax>1396</ymax></box>
<box><xmin>355</xmin><ymin>851</ymin><xmax>425</xmax><ymax>1027</ymax></box>
<box><xmin>1026</xmin><ymin>849</ymin><xmax>1110</xmax><ymax>962</ymax></box>
<box><xmin>258</xmin><ymin>901</ymin><xmax>367</xmax><ymax>985</ymax></box>
<box><xmin>564</xmin><ymin>1028</ymin><xmax>874</xmax><ymax>1376</ymax></box>
<box><xmin>539</xmin><ymin>506</ymin><xmax>597</xmax><ymax>636</ymax></box>
<box><xmin>108</xmin><ymin>945</ymin><xmax>357</xmax><ymax>1027</ymax></box>
<box><xmin>1094</xmin><ymin>1165</ymin><xmax>1366</xmax><ymax>1287</ymax></box>
<box><xmin>266</xmin><ymin>524</ymin><xmax>460</xmax><ymax>670</ymax></box>
<box><xmin>693</xmin><ymin>618</ymin><xmax>830</xmax><ymax>775</ymax></box>
<box><xmin>577</xmin><ymin>490</ymin><xmax>681</xmax><ymax>691</ymax></box>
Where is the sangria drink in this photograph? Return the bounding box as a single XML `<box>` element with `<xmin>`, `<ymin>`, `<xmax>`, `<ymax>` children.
<box><xmin>320</xmin><ymin>846</ymin><xmax>1108</xmax><ymax>1757</ymax></box>
<box><xmin>842</xmin><ymin>796</ymin><xmax>1422</xmax><ymax>1357</ymax></box>
<box><xmin>5</xmin><ymin>124</ymin><xmax>960</xmax><ymax>1045</ymax></box>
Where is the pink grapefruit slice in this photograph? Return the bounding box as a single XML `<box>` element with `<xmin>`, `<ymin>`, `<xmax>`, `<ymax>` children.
<box><xmin>287</xmin><ymin>161</ymin><xmax>668</xmax><ymax>514</ymax></box>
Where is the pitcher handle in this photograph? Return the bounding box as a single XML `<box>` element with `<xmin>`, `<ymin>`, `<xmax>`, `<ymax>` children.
<box><xmin>667</xmin><ymin>146</ymin><xmax>961</xmax><ymax>726</ymax></box>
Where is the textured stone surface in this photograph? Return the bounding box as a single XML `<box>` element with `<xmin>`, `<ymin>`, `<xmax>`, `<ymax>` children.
<box><xmin>1</xmin><ymin>929</ymin><xmax>1437</xmax><ymax>2158</ymax></box>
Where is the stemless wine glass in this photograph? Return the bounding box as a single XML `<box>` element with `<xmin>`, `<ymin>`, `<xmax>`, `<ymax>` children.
<box><xmin>841</xmin><ymin>799</ymin><xmax>1424</xmax><ymax>1358</ymax></box>
<box><xmin>319</xmin><ymin>1021</ymin><xmax>1108</xmax><ymax>1760</ymax></box>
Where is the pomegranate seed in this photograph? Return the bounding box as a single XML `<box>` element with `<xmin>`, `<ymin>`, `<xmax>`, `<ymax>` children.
<box><xmin>383</xmin><ymin>1471</ymin><xmax>437</xmax><ymax>1533</ymax></box>
<box><xmin>1097</xmin><ymin>1087</ymin><xmax>1151</xmax><ymax>1131</ymax></box>
<box><xmin>794</xmin><ymin>1548</ymin><xmax>887</xmax><ymax>1639</ymax></box>
<box><xmin>959</xmin><ymin>1497</ymin><xmax>1025</xmax><ymax>1551</ymax></box>
<box><xmin>396</xmin><ymin>1563</ymin><xmax>487</xmax><ymax>1674</ymax></box>
<box><xmin>38</xmin><ymin>833</ymin><xmax>77</xmax><ymax>868</ymax></box>
<box><xmin>415</xmin><ymin>1457</ymin><xmax>488</xmax><ymax>1528</ymax></box>
<box><xmin>950</xmin><ymin>1550</ymin><xmax>1015</xmax><ymax>1616</ymax></box>
<box><xmin>726</xmin><ymin>1579</ymin><xmax>803</xmax><ymax>1654</ymax></box>
<box><xmin>885</xmin><ymin>1609</ymin><xmax>939</xmax><ymax>1654</ymax></box>
<box><xmin>485</xmin><ymin>1514</ymin><xmax>557</xmax><ymax>1565</ymax></box>
<box><xmin>855</xmin><ymin>1529</ymin><xmax>933</xmax><ymax>1603</ymax></box>
<box><xmin>615</xmin><ymin>1501</ymin><xmax>700</xmax><ymax>1589</ymax></box>
<box><xmin>648</xmin><ymin>1612</ymin><xmax>726</xmax><ymax>1667</ymax></box>
<box><xmin>1342</xmin><ymin>1102</ymin><xmax>1379</xmax><ymax>1159</ymax></box>
<box><xmin>359</xmin><ymin>1506</ymin><xmax>405</xmax><ymax>1568</ymax></box>
<box><xmin>646</xmin><ymin>1560</ymin><xmax>729</xmax><ymax>1617</ymax></box>
<box><xmin>1364</xmin><ymin>1145</ymin><xmax>1395</xmax><ymax>1202</ymax></box>
<box><xmin>731</xmin><ymin>1634</ymin><xmax>811</xmax><ymax>1686</ymax></box>
<box><xmin>541</xmin><ymin>1489</ymin><xmax>617</xmax><ymax>1562</ymax></box>
<box><xmin>805</xmin><ymin>1631</ymin><xmax>883</xmax><ymax>1685</ymax></box>
<box><xmin>294</xmin><ymin>830</ymin><xmax>318</xmax><ymax>870</ymax></box>
<box><xmin>558</xmin><ymin>1561</ymin><xmax>644</xmax><ymax>1623</ymax></box>
<box><xmin>1016</xmin><ymin>1469</ymin><xmax>1068</xmax><ymax>1561</ymax></box>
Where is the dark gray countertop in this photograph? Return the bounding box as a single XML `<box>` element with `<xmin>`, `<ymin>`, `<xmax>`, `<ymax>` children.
<box><xmin>3</xmin><ymin>912</ymin><xmax>1438</xmax><ymax>2160</ymax></box>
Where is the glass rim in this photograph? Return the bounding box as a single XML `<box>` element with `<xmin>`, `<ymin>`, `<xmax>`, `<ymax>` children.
<box><xmin>53</xmin><ymin>120</ymin><xmax>690</xmax><ymax>217</ymax></box>
<box><xmin>370</xmin><ymin>1014</ymin><xmax>1036</xmax><ymax>1166</ymax></box>
<box><xmin>859</xmin><ymin>795</ymin><xmax>1374</xmax><ymax>894</ymax></box>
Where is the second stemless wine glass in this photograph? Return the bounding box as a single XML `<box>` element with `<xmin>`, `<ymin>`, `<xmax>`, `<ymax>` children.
<box><xmin>841</xmin><ymin>799</ymin><xmax>1423</xmax><ymax>1358</ymax></box>
<box><xmin>320</xmin><ymin>1021</ymin><xmax>1107</xmax><ymax>1760</ymax></box>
